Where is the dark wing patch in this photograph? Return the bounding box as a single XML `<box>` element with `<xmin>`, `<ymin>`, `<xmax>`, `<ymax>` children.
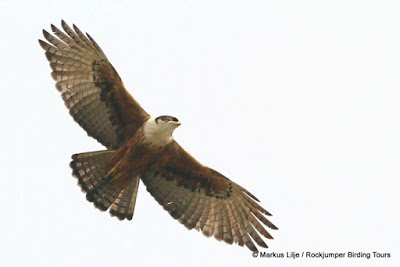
<box><xmin>39</xmin><ymin>20</ymin><xmax>150</xmax><ymax>148</ymax></box>
<box><xmin>163</xmin><ymin>166</ymin><xmax>234</xmax><ymax>199</ymax></box>
<box><xmin>140</xmin><ymin>141</ymin><xmax>278</xmax><ymax>252</ymax></box>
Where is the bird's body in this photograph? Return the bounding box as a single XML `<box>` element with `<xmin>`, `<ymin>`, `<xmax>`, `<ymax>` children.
<box><xmin>39</xmin><ymin>21</ymin><xmax>277</xmax><ymax>252</ymax></box>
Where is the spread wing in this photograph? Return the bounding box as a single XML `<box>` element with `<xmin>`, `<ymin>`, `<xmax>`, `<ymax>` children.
<box><xmin>39</xmin><ymin>20</ymin><xmax>150</xmax><ymax>149</ymax></box>
<box><xmin>141</xmin><ymin>141</ymin><xmax>278</xmax><ymax>252</ymax></box>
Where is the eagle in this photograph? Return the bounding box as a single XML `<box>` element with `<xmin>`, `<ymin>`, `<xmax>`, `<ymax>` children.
<box><xmin>39</xmin><ymin>20</ymin><xmax>278</xmax><ymax>252</ymax></box>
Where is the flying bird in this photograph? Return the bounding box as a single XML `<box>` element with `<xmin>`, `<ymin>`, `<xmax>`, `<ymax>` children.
<box><xmin>39</xmin><ymin>20</ymin><xmax>277</xmax><ymax>252</ymax></box>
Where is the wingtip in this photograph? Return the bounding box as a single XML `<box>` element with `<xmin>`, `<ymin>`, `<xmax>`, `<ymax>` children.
<box><xmin>86</xmin><ymin>32</ymin><xmax>93</xmax><ymax>41</ymax></box>
<box><xmin>38</xmin><ymin>39</ymin><xmax>47</xmax><ymax>50</ymax></box>
<box><xmin>42</xmin><ymin>29</ymin><xmax>53</xmax><ymax>42</ymax></box>
<box><xmin>261</xmin><ymin>209</ymin><xmax>272</xmax><ymax>216</ymax></box>
<box><xmin>50</xmin><ymin>24</ymin><xmax>57</xmax><ymax>32</ymax></box>
<box><xmin>247</xmin><ymin>190</ymin><xmax>260</xmax><ymax>202</ymax></box>
<box><xmin>61</xmin><ymin>20</ymin><xmax>69</xmax><ymax>31</ymax></box>
<box><xmin>249</xmin><ymin>246</ymin><xmax>259</xmax><ymax>253</ymax></box>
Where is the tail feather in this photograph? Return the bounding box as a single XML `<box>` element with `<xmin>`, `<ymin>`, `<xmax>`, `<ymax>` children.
<box><xmin>70</xmin><ymin>150</ymin><xmax>115</xmax><ymax>192</ymax></box>
<box><xmin>110</xmin><ymin>177</ymin><xmax>140</xmax><ymax>220</ymax></box>
<box><xmin>70</xmin><ymin>150</ymin><xmax>140</xmax><ymax>220</ymax></box>
<box><xmin>86</xmin><ymin>176</ymin><xmax>121</xmax><ymax>211</ymax></box>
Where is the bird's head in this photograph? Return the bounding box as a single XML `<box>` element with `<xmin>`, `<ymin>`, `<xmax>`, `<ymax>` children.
<box><xmin>155</xmin><ymin>115</ymin><xmax>181</xmax><ymax>131</ymax></box>
<box><xmin>143</xmin><ymin>115</ymin><xmax>181</xmax><ymax>146</ymax></box>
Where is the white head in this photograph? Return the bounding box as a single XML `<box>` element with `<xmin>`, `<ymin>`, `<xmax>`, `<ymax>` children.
<box><xmin>143</xmin><ymin>115</ymin><xmax>181</xmax><ymax>146</ymax></box>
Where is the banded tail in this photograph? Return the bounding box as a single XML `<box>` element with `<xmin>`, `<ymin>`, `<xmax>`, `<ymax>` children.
<box><xmin>70</xmin><ymin>150</ymin><xmax>140</xmax><ymax>220</ymax></box>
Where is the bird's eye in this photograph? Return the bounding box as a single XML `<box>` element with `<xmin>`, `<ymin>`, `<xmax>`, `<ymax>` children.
<box><xmin>155</xmin><ymin>116</ymin><xmax>178</xmax><ymax>123</ymax></box>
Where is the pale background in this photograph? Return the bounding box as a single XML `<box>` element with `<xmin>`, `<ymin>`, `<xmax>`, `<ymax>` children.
<box><xmin>1</xmin><ymin>1</ymin><xmax>399</xmax><ymax>266</ymax></box>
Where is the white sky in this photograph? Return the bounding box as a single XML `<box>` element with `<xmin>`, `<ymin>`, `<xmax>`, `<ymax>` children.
<box><xmin>1</xmin><ymin>1</ymin><xmax>399</xmax><ymax>266</ymax></box>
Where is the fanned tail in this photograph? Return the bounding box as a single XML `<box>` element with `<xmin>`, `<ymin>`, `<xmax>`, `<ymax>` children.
<box><xmin>70</xmin><ymin>150</ymin><xmax>140</xmax><ymax>220</ymax></box>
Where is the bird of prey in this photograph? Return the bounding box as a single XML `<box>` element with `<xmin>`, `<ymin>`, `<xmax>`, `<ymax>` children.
<box><xmin>39</xmin><ymin>20</ymin><xmax>278</xmax><ymax>252</ymax></box>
